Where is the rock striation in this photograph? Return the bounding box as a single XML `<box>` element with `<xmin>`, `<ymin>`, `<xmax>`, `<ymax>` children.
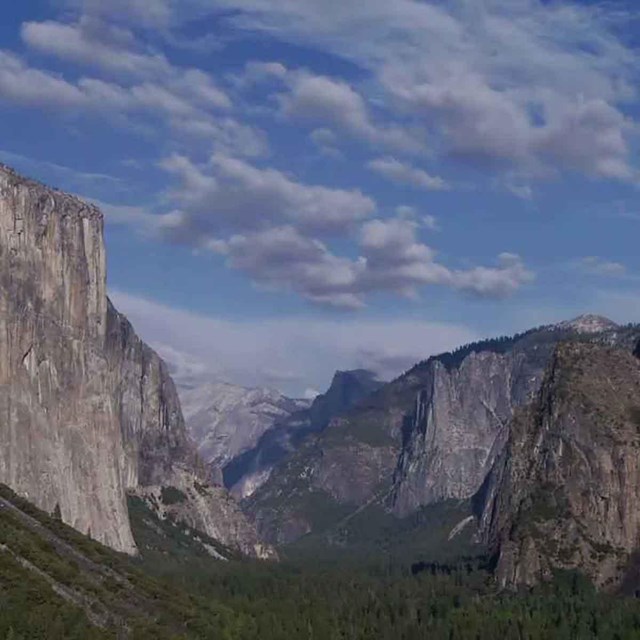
<box><xmin>479</xmin><ymin>342</ymin><xmax>640</xmax><ymax>589</ymax></box>
<box><xmin>0</xmin><ymin>165</ymin><xmax>271</xmax><ymax>558</ymax></box>
<box><xmin>0</xmin><ymin>165</ymin><xmax>137</xmax><ymax>553</ymax></box>
<box><xmin>225</xmin><ymin>369</ymin><xmax>384</xmax><ymax>499</ymax></box>
<box><xmin>390</xmin><ymin>349</ymin><xmax>541</xmax><ymax>517</ymax></box>
<box><xmin>180</xmin><ymin>381</ymin><xmax>309</xmax><ymax>486</ymax></box>
<box><xmin>246</xmin><ymin>318</ymin><xmax>640</xmax><ymax>547</ymax></box>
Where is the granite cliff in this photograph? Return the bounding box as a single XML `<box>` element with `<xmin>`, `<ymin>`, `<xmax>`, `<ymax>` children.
<box><xmin>479</xmin><ymin>341</ymin><xmax>640</xmax><ymax>590</ymax></box>
<box><xmin>180</xmin><ymin>381</ymin><xmax>310</xmax><ymax>486</ymax></box>
<box><xmin>0</xmin><ymin>165</ymin><xmax>272</xmax><ymax>559</ymax></box>
<box><xmin>224</xmin><ymin>369</ymin><xmax>384</xmax><ymax>499</ymax></box>
<box><xmin>245</xmin><ymin>318</ymin><xmax>640</xmax><ymax>547</ymax></box>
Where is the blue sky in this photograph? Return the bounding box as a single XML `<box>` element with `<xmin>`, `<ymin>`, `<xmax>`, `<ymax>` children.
<box><xmin>1</xmin><ymin>0</ymin><xmax>639</xmax><ymax>395</ymax></box>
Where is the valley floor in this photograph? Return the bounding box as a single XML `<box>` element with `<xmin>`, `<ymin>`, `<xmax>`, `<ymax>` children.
<box><xmin>3</xmin><ymin>484</ymin><xmax>640</xmax><ymax>639</ymax></box>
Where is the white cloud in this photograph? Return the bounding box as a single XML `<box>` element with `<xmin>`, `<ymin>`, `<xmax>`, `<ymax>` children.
<box><xmin>395</xmin><ymin>206</ymin><xmax>440</xmax><ymax>231</ymax></box>
<box><xmin>160</xmin><ymin>153</ymin><xmax>376</xmax><ymax>236</ymax></box>
<box><xmin>212</xmin><ymin>0</ymin><xmax>639</xmax><ymax>182</ymax></box>
<box><xmin>110</xmin><ymin>289</ymin><xmax>480</xmax><ymax>395</ymax></box>
<box><xmin>578</xmin><ymin>256</ymin><xmax>627</xmax><ymax>278</ymax></box>
<box><xmin>22</xmin><ymin>19</ymin><xmax>170</xmax><ymax>79</ymax></box>
<box><xmin>0</xmin><ymin>51</ymin><xmax>86</xmax><ymax>107</ymax></box>
<box><xmin>280</xmin><ymin>71</ymin><xmax>425</xmax><ymax>154</ymax></box>
<box><xmin>368</xmin><ymin>157</ymin><xmax>448</xmax><ymax>191</ymax></box>
<box><xmin>22</xmin><ymin>19</ymin><xmax>231</xmax><ymax>110</ymax></box>
<box><xmin>358</xmin><ymin>218</ymin><xmax>533</xmax><ymax>298</ymax></box>
<box><xmin>309</xmin><ymin>128</ymin><xmax>342</xmax><ymax>158</ymax></box>
<box><xmin>199</xmin><ymin>216</ymin><xmax>533</xmax><ymax>307</ymax></box>
<box><xmin>215</xmin><ymin>226</ymin><xmax>364</xmax><ymax>310</ymax></box>
<box><xmin>0</xmin><ymin>48</ymin><xmax>265</xmax><ymax>157</ymax></box>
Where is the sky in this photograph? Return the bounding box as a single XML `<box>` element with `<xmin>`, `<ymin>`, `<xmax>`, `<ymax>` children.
<box><xmin>1</xmin><ymin>0</ymin><xmax>639</xmax><ymax>396</ymax></box>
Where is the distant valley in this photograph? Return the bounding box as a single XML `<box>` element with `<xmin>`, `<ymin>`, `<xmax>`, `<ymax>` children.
<box><xmin>2</xmin><ymin>165</ymin><xmax>640</xmax><ymax>635</ymax></box>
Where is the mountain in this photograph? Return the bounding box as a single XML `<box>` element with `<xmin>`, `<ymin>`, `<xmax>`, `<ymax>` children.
<box><xmin>180</xmin><ymin>382</ymin><xmax>310</xmax><ymax>484</ymax></box>
<box><xmin>224</xmin><ymin>369</ymin><xmax>384</xmax><ymax>499</ymax></box>
<box><xmin>0</xmin><ymin>164</ymin><xmax>272</xmax><ymax>559</ymax></box>
<box><xmin>9</xmin><ymin>480</ymin><xmax>640</xmax><ymax>640</ymax></box>
<box><xmin>478</xmin><ymin>341</ymin><xmax>640</xmax><ymax>590</ymax></box>
<box><xmin>554</xmin><ymin>314</ymin><xmax>620</xmax><ymax>334</ymax></box>
<box><xmin>244</xmin><ymin>317</ymin><xmax>640</xmax><ymax>547</ymax></box>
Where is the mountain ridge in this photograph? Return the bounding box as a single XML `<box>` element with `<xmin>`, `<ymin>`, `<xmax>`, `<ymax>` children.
<box><xmin>0</xmin><ymin>164</ymin><xmax>272</xmax><ymax>559</ymax></box>
<box><xmin>243</xmin><ymin>315</ymin><xmax>640</xmax><ymax>547</ymax></box>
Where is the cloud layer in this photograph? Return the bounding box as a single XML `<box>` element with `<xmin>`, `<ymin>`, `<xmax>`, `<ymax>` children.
<box><xmin>111</xmin><ymin>290</ymin><xmax>479</xmax><ymax>395</ymax></box>
<box><xmin>2</xmin><ymin>0</ymin><xmax>635</xmax><ymax>313</ymax></box>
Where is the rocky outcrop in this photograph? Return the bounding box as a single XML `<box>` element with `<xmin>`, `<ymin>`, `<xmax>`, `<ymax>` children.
<box><xmin>0</xmin><ymin>165</ymin><xmax>137</xmax><ymax>553</ymax></box>
<box><xmin>479</xmin><ymin>342</ymin><xmax>640</xmax><ymax>589</ymax></box>
<box><xmin>0</xmin><ymin>165</ymin><xmax>271</xmax><ymax>558</ymax></box>
<box><xmin>226</xmin><ymin>369</ymin><xmax>383</xmax><ymax>499</ymax></box>
<box><xmin>130</xmin><ymin>468</ymin><xmax>277</xmax><ymax>560</ymax></box>
<box><xmin>243</xmin><ymin>371</ymin><xmax>407</xmax><ymax>544</ymax></box>
<box><xmin>107</xmin><ymin>302</ymin><xmax>199</xmax><ymax>490</ymax></box>
<box><xmin>180</xmin><ymin>381</ymin><xmax>309</xmax><ymax>485</ymax></box>
<box><xmin>246</xmin><ymin>319</ymin><xmax>640</xmax><ymax>546</ymax></box>
<box><xmin>390</xmin><ymin>318</ymin><xmax>640</xmax><ymax>518</ymax></box>
<box><xmin>390</xmin><ymin>347</ymin><xmax>549</xmax><ymax>516</ymax></box>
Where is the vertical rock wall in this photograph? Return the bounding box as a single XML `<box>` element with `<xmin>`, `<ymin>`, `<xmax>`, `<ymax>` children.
<box><xmin>0</xmin><ymin>166</ymin><xmax>136</xmax><ymax>553</ymax></box>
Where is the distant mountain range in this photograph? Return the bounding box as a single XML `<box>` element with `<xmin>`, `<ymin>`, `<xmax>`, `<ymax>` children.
<box><xmin>240</xmin><ymin>314</ymin><xmax>640</xmax><ymax>589</ymax></box>
<box><xmin>178</xmin><ymin>370</ymin><xmax>385</xmax><ymax>498</ymax></box>
<box><xmin>4</xmin><ymin>163</ymin><xmax>640</xmax><ymax>594</ymax></box>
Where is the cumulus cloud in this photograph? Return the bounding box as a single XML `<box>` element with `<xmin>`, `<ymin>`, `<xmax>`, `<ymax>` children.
<box><xmin>309</xmin><ymin>128</ymin><xmax>342</xmax><ymax>158</ymax></box>
<box><xmin>213</xmin><ymin>226</ymin><xmax>364</xmax><ymax>310</ymax></box>
<box><xmin>213</xmin><ymin>0</ymin><xmax>639</xmax><ymax>182</ymax></box>
<box><xmin>197</xmin><ymin>216</ymin><xmax>533</xmax><ymax>308</ymax></box>
<box><xmin>577</xmin><ymin>256</ymin><xmax>627</xmax><ymax>278</ymax></box>
<box><xmin>110</xmin><ymin>289</ymin><xmax>480</xmax><ymax>395</ymax></box>
<box><xmin>22</xmin><ymin>19</ymin><xmax>170</xmax><ymax>79</ymax></box>
<box><xmin>0</xmin><ymin>51</ymin><xmax>85</xmax><ymax>107</ymax></box>
<box><xmin>0</xmin><ymin>48</ymin><xmax>265</xmax><ymax>156</ymax></box>
<box><xmin>368</xmin><ymin>157</ymin><xmax>448</xmax><ymax>191</ymax></box>
<box><xmin>22</xmin><ymin>19</ymin><xmax>231</xmax><ymax>111</ymax></box>
<box><xmin>159</xmin><ymin>153</ymin><xmax>376</xmax><ymax>236</ymax></box>
<box><xmin>357</xmin><ymin>218</ymin><xmax>533</xmax><ymax>299</ymax></box>
<box><xmin>234</xmin><ymin>60</ymin><xmax>425</xmax><ymax>155</ymax></box>
<box><xmin>280</xmin><ymin>71</ymin><xmax>425</xmax><ymax>155</ymax></box>
<box><xmin>395</xmin><ymin>206</ymin><xmax>438</xmax><ymax>231</ymax></box>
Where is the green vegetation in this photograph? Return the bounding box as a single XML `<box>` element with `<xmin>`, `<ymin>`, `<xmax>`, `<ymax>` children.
<box><xmin>127</xmin><ymin>494</ymin><xmax>241</xmax><ymax>567</ymax></box>
<box><xmin>5</xmin><ymin>484</ymin><xmax>640</xmax><ymax>639</ymax></box>
<box><xmin>287</xmin><ymin>499</ymin><xmax>479</xmax><ymax>564</ymax></box>
<box><xmin>160</xmin><ymin>486</ymin><xmax>188</xmax><ymax>505</ymax></box>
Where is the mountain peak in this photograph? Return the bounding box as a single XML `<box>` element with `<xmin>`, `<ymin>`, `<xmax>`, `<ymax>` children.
<box><xmin>554</xmin><ymin>314</ymin><xmax>618</xmax><ymax>334</ymax></box>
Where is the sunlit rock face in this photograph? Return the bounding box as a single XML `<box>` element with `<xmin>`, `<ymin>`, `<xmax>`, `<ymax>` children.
<box><xmin>389</xmin><ymin>317</ymin><xmax>633</xmax><ymax>518</ymax></box>
<box><xmin>0</xmin><ymin>165</ymin><xmax>136</xmax><ymax>553</ymax></box>
<box><xmin>180</xmin><ymin>381</ymin><xmax>310</xmax><ymax>486</ymax></box>
<box><xmin>389</xmin><ymin>350</ymin><xmax>542</xmax><ymax>517</ymax></box>
<box><xmin>246</xmin><ymin>317</ymin><xmax>640</xmax><ymax>547</ymax></box>
<box><xmin>479</xmin><ymin>343</ymin><xmax>640</xmax><ymax>590</ymax></box>
<box><xmin>0</xmin><ymin>165</ymin><xmax>273</xmax><ymax>559</ymax></box>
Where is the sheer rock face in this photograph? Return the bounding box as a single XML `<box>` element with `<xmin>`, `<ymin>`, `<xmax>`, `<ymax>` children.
<box><xmin>0</xmin><ymin>165</ymin><xmax>272</xmax><ymax>559</ymax></box>
<box><xmin>390</xmin><ymin>350</ymin><xmax>546</xmax><ymax>517</ymax></box>
<box><xmin>246</xmin><ymin>320</ymin><xmax>640</xmax><ymax>546</ymax></box>
<box><xmin>225</xmin><ymin>369</ymin><xmax>384</xmax><ymax>500</ymax></box>
<box><xmin>180</xmin><ymin>381</ymin><xmax>309</xmax><ymax>485</ymax></box>
<box><xmin>0</xmin><ymin>165</ymin><xmax>136</xmax><ymax>553</ymax></box>
<box><xmin>107</xmin><ymin>303</ymin><xmax>197</xmax><ymax>489</ymax></box>
<box><xmin>480</xmin><ymin>343</ymin><xmax>640</xmax><ymax>589</ymax></box>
